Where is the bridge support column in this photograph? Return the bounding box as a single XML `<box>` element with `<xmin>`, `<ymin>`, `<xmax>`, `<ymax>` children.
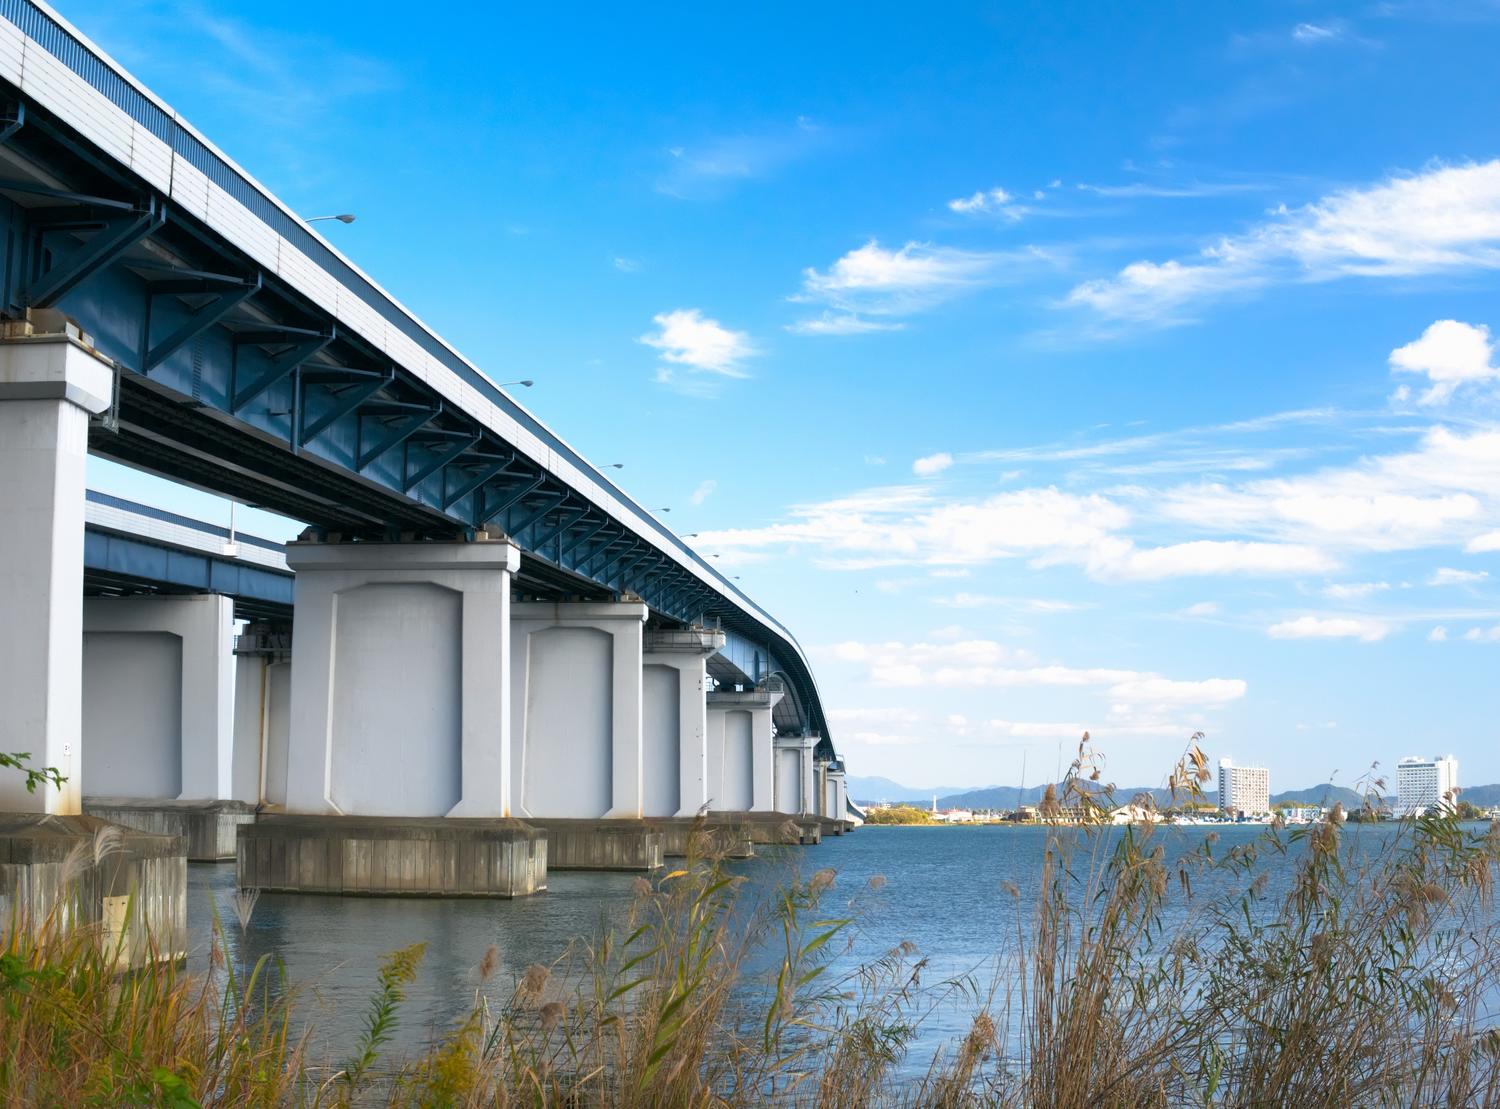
<box><xmin>79</xmin><ymin>593</ymin><xmax>254</xmax><ymax>859</ymax></box>
<box><xmin>774</xmin><ymin>733</ymin><xmax>819</xmax><ymax>816</ymax></box>
<box><xmin>702</xmin><ymin>687</ymin><xmax>820</xmax><ymax>846</ymax></box>
<box><xmin>0</xmin><ymin>329</ymin><xmax>185</xmax><ymax>964</ymax></box>
<box><xmin>0</xmin><ymin>333</ymin><xmax>114</xmax><ymax>813</ymax></box>
<box><xmin>231</xmin><ymin>624</ymin><xmax>291</xmax><ymax>808</ymax></box>
<box><xmin>511</xmin><ymin>601</ymin><xmax>661</xmax><ymax>869</ymax></box>
<box><xmin>642</xmin><ymin>628</ymin><xmax>725</xmax><ymax>819</ymax></box>
<box><xmin>242</xmin><ymin>538</ymin><xmax>545</xmax><ymax>897</ymax></box>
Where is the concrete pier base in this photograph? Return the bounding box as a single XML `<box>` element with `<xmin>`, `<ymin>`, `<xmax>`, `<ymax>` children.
<box><xmin>647</xmin><ymin>817</ymin><xmax>756</xmax><ymax>860</ymax></box>
<box><xmin>85</xmin><ymin>799</ymin><xmax>255</xmax><ymax>862</ymax></box>
<box><xmin>528</xmin><ymin>819</ymin><xmax>664</xmax><ymax>871</ymax></box>
<box><xmin>707</xmin><ymin>812</ymin><xmax>822</xmax><ymax>847</ymax></box>
<box><xmin>0</xmin><ymin>815</ymin><xmax>186</xmax><ymax>969</ymax></box>
<box><xmin>236</xmin><ymin>815</ymin><xmax>546</xmax><ymax>897</ymax></box>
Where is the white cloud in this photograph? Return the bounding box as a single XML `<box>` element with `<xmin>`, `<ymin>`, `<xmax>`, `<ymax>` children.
<box><xmin>785</xmin><ymin>312</ymin><xmax>904</xmax><ymax>335</ymax></box>
<box><xmin>696</xmin><ymin>483</ymin><xmax>1335</xmax><ymax>580</ymax></box>
<box><xmin>640</xmin><ymin>308</ymin><xmax>754</xmax><ymax>378</ymax></box>
<box><xmin>913</xmin><ymin>452</ymin><xmax>954</xmax><ymax>477</ymax></box>
<box><xmin>1323</xmin><ymin>581</ymin><xmax>1390</xmax><ymax>600</ymax></box>
<box><xmin>1182</xmin><ymin>601</ymin><xmax>1221</xmax><ymax>616</ymax></box>
<box><xmin>689</xmin><ymin>479</ymin><xmax>717</xmax><ymax>506</ymax></box>
<box><xmin>1157</xmin><ymin>425</ymin><xmax>1500</xmax><ymax>553</ymax></box>
<box><xmin>1430</xmin><ymin>566</ymin><xmax>1489</xmax><ymax>585</ymax></box>
<box><xmin>1067</xmin><ymin>161</ymin><xmax>1500</xmax><ymax>323</ymax></box>
<box><xmin>829</xmin><ymin>638</ymin><xmax>1244</xmax><ymax>705</ymax></box>
<box><xmin>1389</xmin><ymin>320</ymin><xmax>1499</xmax><ymax>405</ymax></box>
<box><xmin>934</xmin><ymin>593</ymin><xmax>1088</xmax><ymax>612</ymax></box>
<box><xmin>1292</xmin><ymin>22</ymin><xmax>1341</xmax><ymax>43</ymax></box>
<box><xmin>793</xmin><ymin>239</ymin><xmax>1042</xmax><ymax>331</ymax></box>
<box><xmin>948</xmin><ymin>186</ymin><xmax>1025</xmax><ymax>220</ymax></box>
<box><xmin>803</xmin><ymin>240</ymin><xmax>998</xmax><ymax>297</ymax></box>
<box><xmin>1466</xmin><ymin>530</ymin><xmax>1500</xmax><ymax>553</ymax></box>
<box><xmin>1107</xmin><ymin>677</ymin><xmax>1247</xmax><ymax>706</ymax></box>
<box><xmin>1429</xmin><ymin>625</ymin><xmax>1449</xmax><ymax>642</ymax></box>
<box><xmin>1462</xmin><ymin>625</ymin><xmax>1500</xmax><ymax>642</ymax></box>
<box><xmin>612</xmin><ymin>256</ymin><xmax>640</xmax><ymax>273</ymax></box>
<box><xmin>1267</xmin><ymin>615</ymin><xmax>1392</xmax><ymax>642</ymax></box>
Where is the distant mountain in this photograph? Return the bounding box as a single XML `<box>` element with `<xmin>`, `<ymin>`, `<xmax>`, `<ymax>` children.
<box><xmin>1271</xmin><ymin>785</ymin><xmax>1364</xmax><ymax>808</ymax></box>
<box><xmin>1462</xmin><ymin>783</ymin><xmax>1500</xmax><ymax>806</ymax></box>
<box><xmin>846</xmin><ymin>776</ymin><xmax>975</xmax><ymax>805</ymax></box>
<box><xmin>934</xmin><ymin>784</ymin><xmax>1176</xmax><ymax>810</ymax></box>
<box><xmin>855</xmin><ymin>774</ymin><xmax>1500</xmax><ymax>813</ymax></box>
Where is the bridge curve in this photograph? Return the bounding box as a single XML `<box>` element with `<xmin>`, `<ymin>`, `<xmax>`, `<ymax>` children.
<box><xmin>0</xmin><ymin>0</ymin><xmax>832</xmax><ymax>754</ymax></box>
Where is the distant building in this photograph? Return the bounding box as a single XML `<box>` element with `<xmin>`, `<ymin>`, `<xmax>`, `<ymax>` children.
<box><xmin>1218</xmin><ymin>758</ymin><xmax>1270</xmax><ymax>817</ymax></box>
<box><xmin>1396</xmin><ymin>755</ymin><xmax>1459</xmax><ymax>816</ymax></box>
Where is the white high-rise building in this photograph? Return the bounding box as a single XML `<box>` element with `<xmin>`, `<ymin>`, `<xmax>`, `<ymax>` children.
<box><xmin>1218</xmin><ymin>758</ymin><xmax>1270</xmax><ymax>816</ymax></box>
<box><xmin>1396</xmin><ymin>755</ymin><xmax>1459</xmax><ymax>816</ymax></box>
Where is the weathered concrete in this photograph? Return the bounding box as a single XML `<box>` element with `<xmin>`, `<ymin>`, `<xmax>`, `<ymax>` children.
<box><xmin>511</xmin><ymin>602</ymin><xmax>647</xmax><ymax>819</ymax></box>
<box><xmin>527</xmin><ymin>819</ymin><xmax>664</xmax><ymax>871</ymax></box>
<box><xmin>82</xmin><ymin>594</ymin><xmax>236</xmax><ymax>802</ymax></box>
<box><xmin>647</xmin><ymin>817</ymin><xmax>756</xmax><ymax>860</ymax></box>
<box><xmin>774</xmin><ymin>733</ymin><xmax>820</xmax><ymax>816</ymax></box>
<box><xmin>282</xmin><ymin>539</ymin><xmax>519</xmax><ymax>819</ymax></box>
<box><xmin>237</xmin><ymin>814</ymin><xmax>546</xmax><ymax>897</ymax></box>
<box><xmin>0</xmin><ymin>331</ymin><xmax>115</xmax><ymax>813</ymax></box>
<box><xmin>705</xmin><ymin>687</ymin><xmax>781</xmax><ymax>815</ymax></box>
<box><xmin>642</xmin><ymin>627</ymin><xmax>725</xmax><ymax>818</ymax></box>
<box><xmin>85</xmin><ymin>798</ymin><xmax>255</xmax><ymax>861</ymax></box>
<box><xmin>0</xmin><ymin>815</ymin><xmax>186</xmax><ymax>969</ymax></box>
<box><xmin>231</xmin><ymin>627</ymin><xmax>291</xmax><ymax>805</ymax></box>
<box><xmin>704</xmin><ymin>812</ymin><xmax>822</xmax><ymax>847</ymax></box>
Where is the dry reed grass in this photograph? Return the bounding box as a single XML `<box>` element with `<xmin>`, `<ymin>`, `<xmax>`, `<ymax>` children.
<box><xmin>1</xmin><ymin>738</ymin><xmax>1497</xmax><ymax>1107</ymax></box>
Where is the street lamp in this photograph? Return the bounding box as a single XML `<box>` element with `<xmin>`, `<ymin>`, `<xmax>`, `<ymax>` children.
<box><xmin>498</xmin><ymin>379</ymin><xmax>534</xmax><ymax>388</ymax></box>
<box><xmin>306</xmin><ymin>214</ymin><xmax>356</xmax><ymax>224</ymax></box>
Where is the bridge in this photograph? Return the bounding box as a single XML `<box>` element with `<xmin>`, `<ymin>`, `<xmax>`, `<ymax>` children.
<box><xmin>0</xmin><ymin>0</ymin><xmax>851</xmax><ymax>915</ymax></box>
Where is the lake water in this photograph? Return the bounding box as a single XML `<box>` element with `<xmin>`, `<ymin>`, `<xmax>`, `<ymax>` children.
<box><xmin>193</xmin><ymin>821</ymin><xmax>1496</xmax><ymax>1076</ymax></box>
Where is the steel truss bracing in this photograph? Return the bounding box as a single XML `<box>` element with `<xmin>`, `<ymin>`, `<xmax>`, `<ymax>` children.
<box><xmin>0</xmin><ymin>45</ymin><xmax>831</xmax><ymax>750</ymax></box>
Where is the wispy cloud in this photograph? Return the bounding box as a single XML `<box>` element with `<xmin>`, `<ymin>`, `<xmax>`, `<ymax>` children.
<box><xmin>791</xmin><ymin>239</ymin><xmax>1047</xmax><ymax>334</ymax></box>
<box><xmin>656</xmin><ymin>118</ymin><xmax>825</xmax><ymax>199</ymax></box>
<box><xmin>640</xmin><ymin>308</ymin><xmax>755</xmax><ymax>393</ymax></box>
<box><xmin>689</xmin><ymin>479</ymin><xmax>717</xmax><ymax>506</ymax></box>
<box><xmin>1067</xmin><ymin>161</ymin><xmax>1500</xmax><ymax>324</ymax></box>
<box><xmin>948</xmin><ymin>186</ymin><xmax>1027</xmax><ymax>220</ymax></box>
<box><xmin>1268</xmin><ymin>615</ymin><xmax>1393</xmax><ymax>642</ymax></box>
<box><xmin>1430</xmin><ymin>566</ymin><xmax>1489</xmax><ymax>585</ymax></box>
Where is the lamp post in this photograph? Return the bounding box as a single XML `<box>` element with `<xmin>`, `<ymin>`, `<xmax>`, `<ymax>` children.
<box><xmin>306</xmin><ymin>214</ymin><xmax>356</xmax><ymax>224</ymax></box>
<box><xmin>497</xmin><ymin>379</ymin><xmax>534</xmax><ymax>389</ymax></box>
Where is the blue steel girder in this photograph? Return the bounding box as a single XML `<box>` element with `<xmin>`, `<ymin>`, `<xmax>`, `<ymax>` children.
<box><xmin>404</xmin><ymin>430</ymin><xmax>480</xmax><ymax>493</ymax></box>
<box><xmin>356</xmin><ymin>399</ymin><xmax>441</xmax><ymax>470</ymax></box>
<box><xmin>478</xmin><ymin>473</ymin><xmax>545</xmax><ymax>524</ymax></box>
<box><xmin>507</xmin><ymin>489</ymin><xmax>568</xmax><ymax>538</ymax></box>
<box><xmin>25</xmin><ymin>196</ymin><xmax>164</xmax><ymax>308</ymax></box>
<box><xmin>531</xmin><ymin>504</ymin><xmax>589</xmax><ymax>556</ymax></box>
<box><xmin>230</xmin><ymin>326</ymin><xmax>335</xmax><ymax>413</ymax></box>
<box><xmin>441</xmin><ymin>453</ymin><xmax>520</xmax><ymax>509</ymax></box>
<box><xmin>0</xmin><ymin>25</ymin><xmax>835</xmax><ymax>754</ymax></box>
<box><xmin>144</xmin><ymin>270</ymin><xmax>262</xmax><ymax>372</ymax></box>
<box><xmin>557</xmin><ymin>516</ymin><xmax>610</xmax><ymax>562</ymax></box>
<box><xmin>297</xmin><ymin>367</ymin><xmax>391</xmax><ymax>445</ymax></box>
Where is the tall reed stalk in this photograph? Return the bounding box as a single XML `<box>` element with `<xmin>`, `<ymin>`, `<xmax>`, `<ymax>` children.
<box><xmin>0</xmin><ymin>748</ymin><xmax>1496</xmax><ymax>1107</ymax></box>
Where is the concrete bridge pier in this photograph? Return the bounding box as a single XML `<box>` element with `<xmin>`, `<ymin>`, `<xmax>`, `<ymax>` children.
<box><xmin>639</xmin><ymin>627</ymin><xmax>752</xmax><ymax>858</ymax></box>
<box><xmin>510</xmin><ymin>601</ymin><xmax>663</xmax><ymax>870</ymax></box>
<box><xmin>80</xmin><ymin>593</ymin><xmax>254</xmax><ymax>860</ymax></box>
<box><xmin>0</xmin><ymin>328</ymin><xmax>185</xmax><ymax>964</ymax></box>
<box><xmin>705</xmin><ymin>685</ymin><xmax>808</xmax><ymax>847</ymax></box>
<box><xmin>238</xmin><ymin>537</ymin><xmax>545</xmax><ymax>897</ymax></box>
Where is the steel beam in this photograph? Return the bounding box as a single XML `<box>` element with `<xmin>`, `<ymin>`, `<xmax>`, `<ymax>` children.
<box><xmin>27</xmin><ymin>199</ymin><xmax>164</xmax><ymax>308</ymax></box>
<box><xmin>231</xmin><ymin>327</ymin><xmax>335</xmax><ymax>412</ymax></box>
<box><xmin>144</xmin><ymin>272</ymin><xmax>262</xmax><ymax>372</ymax></box>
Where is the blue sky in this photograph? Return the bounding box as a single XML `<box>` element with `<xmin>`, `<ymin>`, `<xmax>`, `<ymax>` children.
<box><xmin>76</xmin><ymin>0</ymin><xmax>1500</xmax><ymax>791</ymax></box>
